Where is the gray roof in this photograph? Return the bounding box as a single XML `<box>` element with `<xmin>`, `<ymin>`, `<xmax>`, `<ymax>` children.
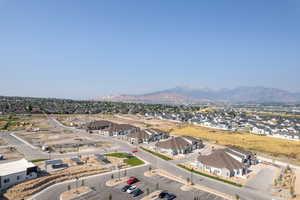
<box><xmin>197</xmin><ymin>149</ymin><xmax>244</xmax><ymax>171</ymax></box>
<box><xmin>155</xmin><ymin>136</ymin><xmax>192</xmax><ymax>151</ymax></box>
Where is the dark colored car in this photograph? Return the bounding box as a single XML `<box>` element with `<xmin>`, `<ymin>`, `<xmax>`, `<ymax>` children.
<box><xmin>132</xmin><ymin>188</ymin><xmax>143</xmax><ymax>197</ymax></box>
<box><xmin>159</xmin><ymin>191</ymin><xmax>168</xmax><ymax>198</ymax></box>
<box><xmin>165</xmin><ymin>193</ymin><xmax>176</xmax><ymax>200</ymax></box>
<box><xmin>127</xmin><ymin>177</ymin><xmax>139</xmax><ymax>185</ymax></box>
<box><xmin>121</xmin><ymin>184</ymin><xmax>131</xmax><ymax>192</ymax></box>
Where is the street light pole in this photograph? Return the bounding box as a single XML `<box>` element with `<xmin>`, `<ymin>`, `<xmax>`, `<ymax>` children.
<box><xmin>118</xmin><ymin>165</ymin><xmax>121</xmax><ymax>181</ymax></box>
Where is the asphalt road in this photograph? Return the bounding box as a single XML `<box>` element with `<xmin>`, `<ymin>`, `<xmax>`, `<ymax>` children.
<box><xmin>31</xmin><ymin>165</ymin><xmax>226</xmax><ymax>200</ymax></box>
<box><xmin>1</xmin><ymin>117</ymin><xmax>281</xmax><ymax>200</ymax></box>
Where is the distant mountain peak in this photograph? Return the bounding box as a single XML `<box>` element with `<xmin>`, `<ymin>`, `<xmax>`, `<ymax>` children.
<box><xmin>97</xmin><ymin>86</ymin><xmax>300</xmax><ymax>105</ymax></box>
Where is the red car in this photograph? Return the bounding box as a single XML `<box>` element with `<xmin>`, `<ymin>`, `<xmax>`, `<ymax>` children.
<box><xmin>127</xmin><ymin>177</ymin><xmax>139</xmax><ymax>185</ymax></box>
<box><xmin>132</xmin><ymin>150</ymin><xmax>138</xmax><ymax>153</ymax></box>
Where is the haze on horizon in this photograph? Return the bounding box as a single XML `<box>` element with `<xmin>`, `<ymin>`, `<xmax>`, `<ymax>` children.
<box><xmin>0</xmin><ymin>0</ymin><xmax>299</xmax><ymax>99</ymax></box>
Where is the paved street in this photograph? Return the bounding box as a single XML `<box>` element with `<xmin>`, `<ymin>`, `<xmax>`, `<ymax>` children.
<box><xmin>31</xmin><ymin>165</ymin><xmax>226</xmax><ymax>200</ymax></box>
<box><xmin>0</xmin><ymin>131</ymin><xmax>46</xmax><ymax>160</ymax></box>
<box><xmin>1</xmin><ymin>118</ymin><xmax>282</xmax><ymax>200</ymax></box>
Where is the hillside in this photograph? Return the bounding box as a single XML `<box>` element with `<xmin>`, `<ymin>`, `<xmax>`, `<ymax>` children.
<box><xmin>98</xmin><ymin>86</ymin><xmax>300</xmax><ymax>105</ymax></box>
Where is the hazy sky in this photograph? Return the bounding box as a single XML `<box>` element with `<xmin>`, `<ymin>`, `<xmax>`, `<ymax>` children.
<box><xmin>0</xmin><ymin>0</ymin><xmax>299</xmax><ymax>99</ymax></box>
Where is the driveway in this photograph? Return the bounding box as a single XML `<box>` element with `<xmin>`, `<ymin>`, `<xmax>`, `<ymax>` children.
<box><xmin>245</xmin><ymin>165</ymin><xmax>278</xmax><ymax>193</ymax></box>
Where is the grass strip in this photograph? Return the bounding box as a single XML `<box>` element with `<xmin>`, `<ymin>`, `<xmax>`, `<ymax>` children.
<box><xmin>104</xmin><ymin>152</ymin><xmax>144</xmax><ymax>166</ymax></box>
<box><xmin>140</xmin><ymin>147</ymin><xmax>173</xmax><ymax>161</ymax></box>
<box><xmin>31</xmin><ymin>159</ymin><xmax>49</xmax><ymax>163</ymax></box>
<box><xmin>177</xmin><ymin>164</ymin><xmax>242</xmax><ymax>187</ymax></box>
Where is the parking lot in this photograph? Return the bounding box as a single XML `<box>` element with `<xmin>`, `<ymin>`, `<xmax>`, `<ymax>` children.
<box><xmin>83</xmin><ymin>173</ymin><xmax>227</xmax><ymax>200</ymax></box>
<box><xmin>33</xmin><ymin>165</ymin><xmax>227</xmax><ymax>200</ymax></box>
<box><xmin>106</xmin><ymin>175</ymin><xmax>223</xmax><ymax>200</ymax></box>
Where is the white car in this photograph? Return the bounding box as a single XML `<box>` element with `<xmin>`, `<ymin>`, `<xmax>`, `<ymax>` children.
<box><xmin>126</xmin><ymin>185</ymin><xmax>137</xmax><ymax>194</ymax></box>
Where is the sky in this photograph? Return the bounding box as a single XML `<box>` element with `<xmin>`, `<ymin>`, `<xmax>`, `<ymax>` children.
<box><xmin>0</xmin><ymin>0</ymin><xmax>299</xmax><ymax>99</ymax></box>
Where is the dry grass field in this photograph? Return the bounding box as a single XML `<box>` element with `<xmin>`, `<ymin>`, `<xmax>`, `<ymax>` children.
<box><xmin>172</xmin><ymin>125</ymin><xmax>300</xmax><ymax>165</ymax></box>
<box><xmin>40</xmin><ymin>114</ymin><xmax>300</xmax><ymax>165</ymax></box>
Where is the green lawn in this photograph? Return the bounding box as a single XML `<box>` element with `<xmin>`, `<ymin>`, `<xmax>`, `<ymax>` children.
<box><xmin>124</xmin><ymin>157</ymin><xmax>144</xmax><ymax>166</ymax></box>
<box><xmin>31</xmin><ymin>159</ymin><xmax>49</xmax><ymax>163</ymax></box>
<box><xmin>104</xmin><ymin>152</ymin><xmax>131</xmax><ymax>158</ymax></box>
<box><xmin>104</xmin><ymin>152</ymin><xmax>144</xmax><ymax>166</ymax></box>
<box><xmin>140</xmin><ymin>147</ymin><xmax>173</xmax><ymax>161</ymax></box>
<box><xmin>177</xmin><ymin>164</ymin><xmax>242</xmax><ymax>187</ymax></box>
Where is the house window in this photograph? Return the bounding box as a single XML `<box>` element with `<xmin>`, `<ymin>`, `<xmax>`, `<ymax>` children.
<box><xmin>4</xmin><ymin>178</ymin><xmax>10</xmax><ymax>183</ymax></box>
<box><xmin>17</xmin><ymin>176</ymin><xmax>21</xmax><ymax>180</ymax></box>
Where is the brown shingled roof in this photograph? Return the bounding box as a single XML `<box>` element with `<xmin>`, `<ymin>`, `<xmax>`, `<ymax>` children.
<box><xmin>155</xmin><ymin>136</ymin><xmax>191</xmax><ymax>151</ymax></box>
<box><xmin>197</xmin><ymin>149</ymin><xmax>244</xmax><ymax>171</ymax></box>
<box><xmin>127</xmin><ymin>130</ymin><xmax>151</xmax><ymax>139</ymax></box>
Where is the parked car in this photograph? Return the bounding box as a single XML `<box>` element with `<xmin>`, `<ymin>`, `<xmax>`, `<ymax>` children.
<box><xmin>159</xmin><ymin>191</ymin><xmax>168</xmax><ymax>198</ymax></box>
<box><xmin>164</xmin><ymin>193</ymin><xmax>176</xmax><ymax>200</ymax></box>
<box><xmin>127</xmin><ymin>185</ymin><xmax>137</xmax><ymax>194</ymax></box>
<box><xmin>0</xmin><ymin>155</ymin><xmax>4</xmax><ymax>160</ymax></box>
<box><xmin>121</xmin><ymin>184</ymin><xmax>131</xmax><ymax>192</ymax></box>
<box><xmin>132</xmin><ymin>188</ymin><xmax>143</xmax><ymax>197</ymax></box>
<box><xmin>132</xmin><ymin>150</ymin><xmax>138</xmax><ymax>153</ymax></box>
<box><xmin>127</xmin><ymin>177</ymin><xmax>139</xmax><ymax>185</ymax></box>
<box><xmin>159</xmin><ymin>191</ymin><xmax>176</xmax><ymax>200</ymax></box>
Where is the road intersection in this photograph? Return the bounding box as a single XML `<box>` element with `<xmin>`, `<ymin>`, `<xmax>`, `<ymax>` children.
<box><xmin>0</xmin><ymin>117</ymin><xmax>281</xmax><ymax>200</ymax></box>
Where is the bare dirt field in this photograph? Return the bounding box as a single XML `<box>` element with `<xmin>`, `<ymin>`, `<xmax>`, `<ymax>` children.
<box><xmin>294</xmin><ymin>169</ymin><xmax>300</xmax><ymax>198</ymax></box>
<box><xmin>0</xmin><ymin>138</ymin><xmax>7</xmax><ymax>146</ymax></box>
<box><xmin>16</xmin><ymin>129</ymin><xmax>112</xmax><ymax>153</ymax></box>
<box><xmin>55</xmin><ymin>114</ymin><xmax>181</xmax><ymax>130</ymax></box>
<box><xmin>0</xmin><ymin>147</ymin><xmax>24</xmax><ymax>160</ymax></box>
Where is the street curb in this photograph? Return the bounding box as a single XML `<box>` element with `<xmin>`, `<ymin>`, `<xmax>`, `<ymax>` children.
<box><xmin>29</xmin><ymin>163</ymin><xmax>149</xmax><ymax>200</ymax></box>
<box><xmin>10</xmin><ymin>132</ymin><xmax>38</xmax><ymax>149</ymax></box>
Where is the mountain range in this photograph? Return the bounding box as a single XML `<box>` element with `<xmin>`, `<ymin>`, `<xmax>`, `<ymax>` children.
<box><xmin>98</xmin><ymin>86</ymin><xmax>300</xmax><ymax>105</ymax></box>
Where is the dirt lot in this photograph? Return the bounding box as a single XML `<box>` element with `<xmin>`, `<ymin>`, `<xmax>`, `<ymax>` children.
<box><xmin>295</xmin><ymin>169</ymin><xmax>300</xmax><ymax>198</ymax></box>
<box><xmin>0</xmin><ymin>147</ymin><xmax>24</xmax><ymax>160</ymax></box>
<box><xmin>16</xmin><ymin>130</ymin><xmax>112</xmax><ymax>153</ymax></box>
<box><xmin>55</xmin><ymin>114</ymin><xmax>181</xmax><ymax>130</ymax></box>
<box><xmin>0</xmin><ymin>139</ymin><xmax>7</xmax><ymax>146</ymax></box>
<box><xmin>30</xmin><ymin>117</ymin><xmax>53</xmax><ymax>129</ymax></box>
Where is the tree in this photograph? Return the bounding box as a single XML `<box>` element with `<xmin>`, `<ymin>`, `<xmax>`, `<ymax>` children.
<box><xmin>149</xmin><ymin>166</ymin><xmax>152</xmax><ymax>172</ymax></box>
<box><xmin>235</xmin><ymin>194</ymin><xmax>240</xmax><ymax>200</ymax></box>
<box><xmin>108</xmin><ymin>193</ymin><xmax>112</xmax><ymax>200</ymax></box>
<box><xmin>67</xmin><ymin>185</ymin><xmax>71</xmax><ymax>191</ymax></box>
<box><xmin>111</xmin><ymin>174</ymin><xmax>114</xmax><ymax>179</ymax></box>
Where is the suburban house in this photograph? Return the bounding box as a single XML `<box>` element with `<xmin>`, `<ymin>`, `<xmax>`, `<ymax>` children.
<box><xmin>226</xmin><ymin>146</ymin><xmax>257</xmax><ymax>166</ymax></box>
<box><xmin>104</xmin><ymin>124</ymin><xmax>140</xmax><ymax>137</ymax></box>
<box><xmin>155</xmin><ymin>136</ymin><xmax>203</xmax><ymax>155</ymax></box>
<box><xmin>0</xmin><ymin>159</ymin><xmax>38</xmax><ymax>191</ymax></box>
<box><xmin>195</xmin><ymin>147</ymin><xmax>257</xmax><ymax>178</ymax></box>
<box><xmin>85</xmin><ymin>120</ymin><xmax>113</xmax><ymax>132</ymax></box>
<box><xmin>126</xmin><ymin>129</ymin><xmax>169</xmax><ymax>144</ymax></box>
